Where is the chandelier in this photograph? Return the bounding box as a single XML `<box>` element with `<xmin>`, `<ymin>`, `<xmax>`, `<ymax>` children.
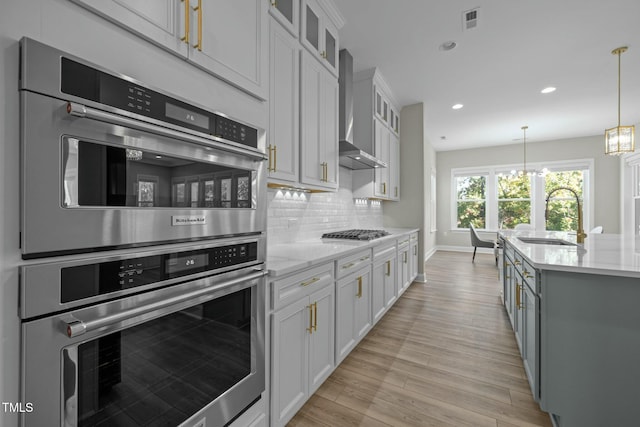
<box><xmin>605</xmin><ymin>46</ymin><xmax>635</xmax><ymax>155</ymax></box>
<box><xmin>510</xmin><ymin>126</ymin><xmax>548</xmax><ymax>177</ymax></box>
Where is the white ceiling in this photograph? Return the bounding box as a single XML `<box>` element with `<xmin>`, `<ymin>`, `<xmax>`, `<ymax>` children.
<box><xmin>332</xmin><ymin>0</ymin><xmax>640</xmax><ymax>152</ymax></box>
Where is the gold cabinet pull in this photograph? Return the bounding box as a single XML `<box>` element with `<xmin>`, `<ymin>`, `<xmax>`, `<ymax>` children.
<box><xmin>514</xmin><ymin>260</ymin><xmax>521</xmax><ymax>266</ymax></box>
<box><xmin>181</xmin><ymin>0</ymin><xmax>190</xmax><ymax>43</ymax></box>
<box><xmin>515</xmin><ymin>282</ymin><xmax>521</xmax><ymax>310</ymax></box>
<box><xmin>414</xmin><ymin>246</ymin><xmax>417</xmax><ymax>256</ymax></box>
<box><xmin>403</xmin><ymin>252</ymin><xmax>408</xmax><ymax>264</ymax></box>
<box><xmin>523</xmin><ymin>269</ymin><xmax>534</xmax><ymax>279</ymax></box>
<box><xmin>382</xmin><ymin>182</ymin><xmax>387</xmax><ymax>194</ymax></box>
<box><xmin>313</xmin><ymin>302</ymin><xmax>318</xmax><ymax>331</ymax></box>
<box><xmin>386</xmin><ymin>260</ymin><xmax>391</xmax><ymax>276</ymax></box>
<box><xmin>273</xmin><ymin>145</ymin><xmax>277</xmax><ymax>172</ymax></box>
<box><xmin>341</xmin><ymin>262</ymin><xmax>355</xmax><ymax>269</ymax></box>
<box><xmin>192</xmin><ymin>0</ymin><xmax>202</xmax><ymax>51</ymax></box>
<box><xmin>356</xmin><ymin>276</ymin><xmax>363</xmax><ymax>298</ymax></box>
<box><xmin>267</xmin><ymin>144</ymin><xmax>273</xmax><ymax>172</ymax></box>
<box><xmin>359</xmin><ymin>255</ymin><xmax>370</xmax><ymax>261</ymax></box>
<box><xmin>300</xmin><ymin>277</ymin><xmax>320</xmax><ymax>287</ymax></box>
<box><xmin>271</xmin><ymin>1</ymin><xmax>277</xmax><ymax>6</ymax></box>
<box><xmin>321</xmin><ymin>50</ymin><xmax>327</xmax><ymax>59</ymax></box>
<box><xmin>307</xmin><ymin>304</ymin><xmax>313</xmax><ymax>334</ymax></box>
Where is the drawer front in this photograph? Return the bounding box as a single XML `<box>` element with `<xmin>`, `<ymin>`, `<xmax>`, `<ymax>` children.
<box><xmin>397</xmin><ymin>235</ymin><xmax>410</xmax><ymax>250</ymax></box>
<box><xmin>409</xmin><ymin>232</ymin><xmax>418</xmax><ymax>243</ymax></box>
<box><xmin>373</xmin><ymin>243</ymin><xmax>396</xmax><ymax>262</ymax></box>
<box><xmin>504</xmin><ymin>242</ymin><xmax>515</xmax><ymax>263</ymax></box>
<box><xmin>271</xmin><ymin>262</ymin><xmax>334</xmax><ymax>310</ymax></box>
<box><xmin>336</xmin><ymin>249</ymin><xmax>372</xmax><ymax>280</ymax></box>
<box><xmin>521</xmin><ymin>258</ymin><xmax>537</xmax><ymax>292</ymax></box>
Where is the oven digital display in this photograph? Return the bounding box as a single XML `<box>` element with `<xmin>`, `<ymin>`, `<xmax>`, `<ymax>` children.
<box><xmin>165</xmin><ymin>102</ymin><xmax>210</xmax><ymax>130</ymax></box>
<box><xmin>166</xmin><ymin>253</ymin><xmax>209</xmax><ymax>274</ymax></box>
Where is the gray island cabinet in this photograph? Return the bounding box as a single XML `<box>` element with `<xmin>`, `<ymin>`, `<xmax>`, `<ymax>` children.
<box><xmin>499</xmin><ymin>230</ymin><xmax>640</xmax><ymax>427</ymax></box>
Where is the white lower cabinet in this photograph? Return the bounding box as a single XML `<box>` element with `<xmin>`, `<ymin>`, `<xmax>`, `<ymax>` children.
<box><xmin>271</xmin><ymin>264</ymin><xmax>334</xmax><ymax>427</ymax></box>
<box><xmin>335</xmin><ymin>265</ymin><xmax>371</xmax><ymax>364</ymax></box>
<box><xmin>372</xmin><ymin>245</ymin><xmax>397</xmax><ymax>324</ymax></box>
<box><xmin>409</xmin><ymin>232</ymin><xmax>418</xmax><ymax>282</ymax></box>
<box><xmin>397</xmin><ymin>237</ymin><xmax>411</xmax><ymax>296</ymax></box>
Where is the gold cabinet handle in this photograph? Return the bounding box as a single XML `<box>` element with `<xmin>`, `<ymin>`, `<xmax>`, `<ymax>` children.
<box><xmin>181</xmin><ymin>0</ymin><xmax>190</xmax><ymax>43</ymax></box>
<box><xmin>386</xmin><ymin>260</ymin><xmax>391</xmax><ymax>276</ymax></box>
<box><xmin>515</xmin><ymin>282</ymin><xmax>521</xmax><ymax>310</ymax></box>
<box><xmin>273</xmin><ymin>145</ymin><xmax>277</xmax><ymax>172</ymax></box>
<box><xmin>382</xmin><ymin>182</ymin><xmax>387</xmax><ymax>194</ymax></box>
<box><xmin>192</xmin><ymin>0</ymin><xmax>202</xmax><ymax>51</ymax></box>
<box><xmin>341</xmin><ymin>262</ymin><xmax>355</xmax><ymax>269</ymax></box>
<box><xmin>356</xmin><ymin>276</ymin><xmax>363</xmax><ymax>298</ymax></box>
<box><xmin>403</xmin><ymin>252</ymin><xmax>408</xmax><ymax>264</ymax></box>
<box><xmin>300</xmin><ymin>277</ymin><xmax>320</xmax><ymax>287</ymax></box>
<box><xmin>271</xmin><ymin>1</ymin><xmax>277</xmax><ymax>6</ymax></box>
<box><xmin>321</xmin><ymin>50</ymin><xmax>327</xmax><ymax>59</ymax></box>
<box><xmin>414</xmin><ymin>246</ymin><xmax>417</xmax><ymax>256</ymax></box>
<box><xmin>359</xmin><ymin>255</ymin><xmax>370</xmax><ymax>261</ymax></box>
<box><xmin>313</xmin><ymin>302</ymin><xmax>318</xmax><ymax>331</ymax></box>
<box><xmin>307</xmin><ymin>304</ymin><xmax>314</xmax><ymax>334</ymax></box>
<box><xmin>267</xmin><ymin>144</ymin><xmax>273</xmax><ymax>172</ymax></box>
<box><xmin>514</xmin><ymin>260</ymin><xmax>521</xmax><ymax>266</ymax></box>
<box><xmin>523</xmin><ymin>269</ymin><xmax>534</xmax><ymax>279</ymax></box>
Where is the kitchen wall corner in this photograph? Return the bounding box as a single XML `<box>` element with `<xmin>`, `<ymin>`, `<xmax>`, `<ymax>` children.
<box><xmin>267</xmin><ymin>167</ymin><xmax>383</xmax><ymax>244</ymax></box>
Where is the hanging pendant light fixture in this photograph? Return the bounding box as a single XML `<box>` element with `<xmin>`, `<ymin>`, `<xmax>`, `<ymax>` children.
<box><xmin>605</xmin><ymin>46</ymin><xmax>635</xmax><ymax>155</ymax></box>
<box><xmin>510</xmin><ymin>126</ymin><xmax>548</xmax><ymax>177</ymax></box>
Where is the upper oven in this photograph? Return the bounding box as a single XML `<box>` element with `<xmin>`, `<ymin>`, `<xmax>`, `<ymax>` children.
<box><xmin>19</xmin><ymin>38</ymin><xmax>267</xmax><ymax>259</ymax></box>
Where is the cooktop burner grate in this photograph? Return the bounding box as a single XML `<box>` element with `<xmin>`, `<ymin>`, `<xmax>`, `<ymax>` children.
<box><xmin>321</xmin><ymin>229</ymin><xmax>390</xmax><ymax>241</ymax></box>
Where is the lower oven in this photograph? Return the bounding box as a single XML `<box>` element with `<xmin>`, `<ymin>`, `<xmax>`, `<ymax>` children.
<box><xmin>19</xmin><ymin>237</ymin><xmax>266</xmax><ymax>427</ymax></box>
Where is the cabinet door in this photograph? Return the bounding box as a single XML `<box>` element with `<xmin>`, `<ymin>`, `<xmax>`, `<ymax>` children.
<box><xmin>191</xmin><ymin>0</ymin><xmax>268</xmax><ymax>99</ymax></box>
<box><xmin>374</xmin><ymin>119</ymin><xmax>390</xmax><ymax>198</ymax></box>
<box><xmin>504</xmin><ymin>258</ymin><xmax>514</xmax><ymax>327</ymax></box>
<box><xmin>354</xmin><ymin>270</ymin><xmax>372</xmax><ymax>340</ymax></box>
<box><xmin>372</xmin><ymin>262</ymin><xmax>386</xmax><ymax>324</ymax></box>
<box><xmin>373</xmin><ymin>86</ymin><xmax>388</xmax><ymax>123</ymax></box>
<box><xmin>321</xmin><ymin>71</ymin><xmax>339</xmax><ymax>189</ymax></box>
<box><xmin>268</xmin><ymin>19</ymin><xmax>299</xmax><ymax>183</ymax></box>
<box><xmin>70</xmin><ymin>0</ymin><xmax>189</xmax><ymax>56</ymax></box>
<box><xmin>268</xmin><ymin>0</ymin><xmax>298</xmax><ymax>36</ymax></box>
<box><xmin>335</xmin><ymin>274</ymin><xmax>357</xmax><ymax>363</ymax></box>
<box><xmin>300</xmin><ymin>49</ymin><xmax>337</xmax><ymax>190</ymax></box>
<box><xmin>300</xmin><ymin>0</ymin><xmax>321</xmax><ymax>57</ymax></box>
<box><xmin>523</xmin><ymin>284</ymin><xmax>539</xmax><ymax>400</ymax></box>
<box><xmin>308</xmin><ymin>284</ymin><xmax>335</xmax><ymax>394</ymax></box>
<box><xmin>322</xmin><ymin>19</ymin><xmax>339</xmax><ymax>76</ymax></box>
<box><xmin>271</xmin><ymin>297</ymin><xmax>310</xmax><ymax>426</ymax></box>
<box><xmin>410</xmin><ymin>241</ymin><xmax>418</xmax><ymax>282</ymax></box>
<box><xmin>397</xmin><ymin>248</ymin><xmax>410</xmax><ymax>295</ymax></box>
<box><xmin>514</xmin><ymin>275</ymin><xmax>525</xmax><ymax>355</ymax></box>
<box><xmin>384</xmin><ymin>257</ymin><xmax>397</xmax><ymax>308</ymax></box>
<box><xmin>389</xmin><ymin>135</ymin><xmax>400</xmax><ymax>200</ymax></box>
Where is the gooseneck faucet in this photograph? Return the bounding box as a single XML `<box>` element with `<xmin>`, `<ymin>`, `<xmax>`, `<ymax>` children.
<box><xmin>545</xmin><ymin>187</ymin><xmax>587</xmax><ymax>244</ymax></box>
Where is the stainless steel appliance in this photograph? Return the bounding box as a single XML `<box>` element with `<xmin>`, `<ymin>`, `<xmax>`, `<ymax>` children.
<box><xmin>19</xmin><ymin>38</ymin><xmax>267</xmax><ymax>259</ymax></box>
<box><xmin>20</xmin><ymin>237</ymin><xmax>266</xmax><ymax>427</ymax></box>
<box><xmin>322</xmin><ymin>229</ymin><xmax>390</xmax><ymax>240</ymax></box>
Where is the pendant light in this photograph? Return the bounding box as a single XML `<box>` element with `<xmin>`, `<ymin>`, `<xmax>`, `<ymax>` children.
<box><xmin>510</xmin><ymin>126</ymin><xmax>548</xmax><ymax>177</ymax></box>
<box><xmin>605</xmin><ymin>46</ymin><xmax>635</xmax><ymax>155</ymax></box>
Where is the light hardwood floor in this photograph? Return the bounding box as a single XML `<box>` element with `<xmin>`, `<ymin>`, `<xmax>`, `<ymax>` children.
<box><xmin>288</xmin><ymin>251</ymin><xmax>552</xmax><ymax>427</ymax></box>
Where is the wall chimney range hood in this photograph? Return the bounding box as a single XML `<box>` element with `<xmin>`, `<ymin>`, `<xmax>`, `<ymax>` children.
<box><xmin>338</xmin><ymin>49</ymin><xmax>387</xmax><ymax>170</ymax></box>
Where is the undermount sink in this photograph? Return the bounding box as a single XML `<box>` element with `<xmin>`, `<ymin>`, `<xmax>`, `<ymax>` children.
<box><xmin>517</xmin><ymin>237</ymin><xmax>577</xmax><ymax>246</ymax></box>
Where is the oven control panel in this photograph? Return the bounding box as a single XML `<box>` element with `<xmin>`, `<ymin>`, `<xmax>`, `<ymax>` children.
<box><xmin>61</xmin><ymin>242</ymin><xmax>258</xmax><ymax>304</ymax></box>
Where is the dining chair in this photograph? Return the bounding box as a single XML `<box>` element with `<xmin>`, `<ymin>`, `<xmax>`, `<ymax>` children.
<box><xmin>469</xmin><ymin>224</ymin><xmax>497</xmax><ymax>264</ymax></box>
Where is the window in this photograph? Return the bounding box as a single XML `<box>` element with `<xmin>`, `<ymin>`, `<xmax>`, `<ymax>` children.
<box><xmin>452</xmin><ymin>159</ymin><xmax>593</xmax><ymax>232</ymax></box>
<box><xmin>455</xmin><ymin>174</ymin><xmax>487</xmax><ymax>228</ymax></box>
<box><xmin>497</xmin><ymin>173</ymin><xmax>531</xmax><ymax>229</ymax></box>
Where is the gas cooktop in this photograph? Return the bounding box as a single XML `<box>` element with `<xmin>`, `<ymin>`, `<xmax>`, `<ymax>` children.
<box><xmin>321</xmin><ymin>229</ymin><xmax>390</xmax><ymax>241</ymax></box>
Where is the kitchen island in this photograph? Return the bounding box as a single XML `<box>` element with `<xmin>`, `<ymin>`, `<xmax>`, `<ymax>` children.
<box><xmin>499</xmin><ymin>230</ymin><xmax>640</xmax><ymax>427</ymax></box>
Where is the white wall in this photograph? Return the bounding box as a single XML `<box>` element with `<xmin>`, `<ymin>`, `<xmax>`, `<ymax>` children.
<box><xmin>436</xmin><ymin>135</ymin><xmax>621</xmax><ymax>248</ymax></box>
<box><xmin>267</xmin><ymin>167</ymin><xmax>383</xmax><ymax>244</ymax></box>
<box><xmin>0</xmin><ymin>2</ymin><xmax>268</xmax><ymax>424</ymax></box>
<box><xmin>383</xmin><ymin>103</ymin><xmax>437</xmax><ymax>278</ymax></box>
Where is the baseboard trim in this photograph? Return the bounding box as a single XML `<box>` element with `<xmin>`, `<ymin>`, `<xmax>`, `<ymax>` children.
<box><xmin>436</xmin><ymin>245</ymin><xmax>494</xmax><ymax>254</ymax></box>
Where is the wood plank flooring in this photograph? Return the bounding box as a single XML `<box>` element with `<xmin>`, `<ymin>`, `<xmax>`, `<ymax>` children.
<box><xmin>288</xmin><ymin>251</ymin><xmax>552</xmax><ymax>427</ymax></box>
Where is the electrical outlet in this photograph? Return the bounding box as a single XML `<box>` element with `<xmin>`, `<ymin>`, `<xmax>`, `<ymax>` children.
<box><xmin>192</xmin><ymin>418</ymin><xmax>206</xmax><ymax>427</ymax></box>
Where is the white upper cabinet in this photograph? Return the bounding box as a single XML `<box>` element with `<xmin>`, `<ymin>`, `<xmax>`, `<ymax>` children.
<box><xmin>300</xmin><ymin>49</ymin><xmax>338</xmax><ymax>190</ymax></box>
<box><xmin>70</xmin><ymin>0</ymin><xmax>268</xmax><ymax>100</ymax></box>
<box><xmin>300</xmin><ymin>0</ymin><xmax>339</xmax><ymax>76</ymax></box>
<box><xmin>268</xmin><ymin>18</ymin><xmax>300</xmax><ymax>184</ymax></box>
<box><xmin>268</xmin><ymin>0</ymin><xmax>299</xmax><ymax>36</ymax></box>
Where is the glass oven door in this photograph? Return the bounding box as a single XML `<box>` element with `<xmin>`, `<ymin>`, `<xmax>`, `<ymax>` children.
<box><xmin>21</xmin><ymin>267</ymin><xmax>266</xmax><ymax>427</ymax></box>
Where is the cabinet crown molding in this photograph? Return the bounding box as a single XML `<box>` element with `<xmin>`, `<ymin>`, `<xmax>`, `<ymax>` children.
<box><xmin>354</xmin><ymin>67</ymin><xmax>399</xmax><ymax>109</ymax></box>
<box><xmin>317</xmin><ymin>0</ymin><xmax>346</xmax><ymax>29</ymax></box>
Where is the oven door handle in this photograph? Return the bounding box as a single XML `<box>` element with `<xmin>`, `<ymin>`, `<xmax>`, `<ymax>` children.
<box><xmin>66</xmin><ymin>102</ymin><xmax>268</xmax><ymax>161</ymax></box>
<box><xmin>63</xmin><ymin>269</ymin><xmax>267</xmax><ymax>338</ymax></box>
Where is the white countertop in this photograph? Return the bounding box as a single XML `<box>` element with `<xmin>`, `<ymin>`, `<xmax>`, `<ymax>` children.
<box><xmin>500</xmin><ymin>230</ymin><xmax>640</xmax><ymax>278</ymax></box>
<box><xmin>267</xmin><ymin>228</ymin><xmax>418</xmax><ymax>277</ymax></box>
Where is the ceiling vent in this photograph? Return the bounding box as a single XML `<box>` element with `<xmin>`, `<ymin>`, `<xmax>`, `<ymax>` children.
<box><xmin>463</xmin><ymin>8</ymin><xmax>480</xmax><ymax>31</ymax></box>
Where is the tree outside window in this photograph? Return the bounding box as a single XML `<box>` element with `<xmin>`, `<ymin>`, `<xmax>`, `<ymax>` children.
<box><xmin>497</xmin><ymin>173</ymin><xmax>531</xmax><ymax>229</ymax></box>
<box><xmin>456</xmin><ymin>175</ymin><xmax>486</xmax><ymax>228</ymax></box>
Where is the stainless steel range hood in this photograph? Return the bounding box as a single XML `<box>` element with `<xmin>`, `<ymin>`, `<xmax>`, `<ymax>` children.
<box><xmin>339</xmin><ymin>49</ymin><xmax>387</xmax><ymax>170</ymax></box>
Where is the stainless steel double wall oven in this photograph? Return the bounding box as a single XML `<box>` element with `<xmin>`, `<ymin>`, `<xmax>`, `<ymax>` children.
<box><xmin>19</xmin><ymin>38</ymin><xmax>268</xmax><ymax>427</ymax></box>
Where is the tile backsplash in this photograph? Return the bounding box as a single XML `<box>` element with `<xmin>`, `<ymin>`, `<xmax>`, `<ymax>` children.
<box><xmin>267</xmin><ymin>168</ymin><xmax>384</xmax><ymax>244</ymax></box>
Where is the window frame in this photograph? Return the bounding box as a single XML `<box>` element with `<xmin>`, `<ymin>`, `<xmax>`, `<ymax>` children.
<box><xmin>451</xmin><ymin>159</ymin><xmax>594</xmax><ymax>232</ymax></box>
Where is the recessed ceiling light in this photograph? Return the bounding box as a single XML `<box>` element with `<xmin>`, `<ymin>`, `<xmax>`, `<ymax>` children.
<box><xmin>452</xmin><ymin>104</ymin><xmax>464</xmax><ymax>110</ymax></box>
<box><xmin>439</xmin><ymin>41</ymin><xmax>457</xmax><ymax>51</ymax></box>
<box><xmin>440</xmin><ymin>136</ymin><xmax>447</xmax><ymax>140</ymax></box>
<box><xmin>541</xmin><ymin>87</ymin><xmax>556</xmax><ymax>94</ymax></box>
<box><xmin>155</xmin><ymin>155</ymin><xmax>162</xmax><ymax>159</ymax></box>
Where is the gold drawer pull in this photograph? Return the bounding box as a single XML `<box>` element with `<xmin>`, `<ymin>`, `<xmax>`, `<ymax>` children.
<box><xmin>359</xmin><ymin>255</ymin><xmax>370</xmax><ymax>261</ymax></box>
<box><xmin>313</xmin><ymin>302</ymin><xmax>318</xmax><ymax>331</ymax></box>
<box><xmin>386</xmin><ymin>260</ymin><xmax>391</xmax><ymax>276</ymax></box>
<box><xmin>356</xmin><ymin>276</ymin><xmax>363</xmax><ymax>298</ymax></box>
<box><xmin>192</xmin><ymin>0</ymin><xmax>202</xmax><ymax>51</ymax></box>
<box><xmin>300</xmin><ymin>277</ymin><xmax>320</xmax><ymax>287</ymax></box>
<box><xmin>341</xmin><ymin>262</ymin><xmax>355</xmax><ymax>269</ymax></box>
<box><xmin>180</xmin><ymin>0</ymin><xmax>190</xmax><ymax>43</ymax></box>
<box><xmin>523</xmin><ymin>269</ymin><xmax>534</xmax><ymax>279</ymax></box>
<box><xmin>307</xmin><ymin>304</ymin><xmax>314</xmax><ymax>334</ymax></box>
<box><xmin>514</xmin><ymin>260</ymin><xmax>521</xmax><ymax>266</ymax></box>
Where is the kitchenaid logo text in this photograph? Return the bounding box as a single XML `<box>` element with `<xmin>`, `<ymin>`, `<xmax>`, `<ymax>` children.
<box><xmin>172</xmin><ymin>216</ymin><xmax>206</xmax><ymax>226</ymax></box>
<box><xmin>2</xmin><ymin>402</ymin><xmax>34</xmax><ymax>413</ymax></box>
